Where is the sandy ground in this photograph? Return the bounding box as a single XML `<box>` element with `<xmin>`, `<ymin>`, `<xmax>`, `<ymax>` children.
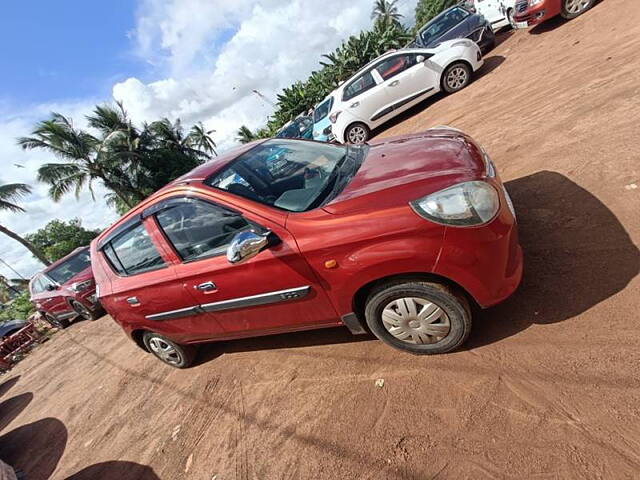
<box><xmin>1</xmin><ymin>0</ymin><xmax>639</xmax><ymax>478</ymax></box>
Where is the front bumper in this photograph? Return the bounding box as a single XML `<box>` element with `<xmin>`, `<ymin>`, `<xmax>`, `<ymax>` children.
<box><xmin>514</xmin><ymin>4</ymin><xmax>549</xmax><ymax>26</ymax></box>
<box><xmin>434</xmin><ymin>182</ymin><xmax>523</xmax><ymax>308</ymax></box>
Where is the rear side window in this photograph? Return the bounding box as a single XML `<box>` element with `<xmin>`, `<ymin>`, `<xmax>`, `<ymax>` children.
<box><xmin>102</xmin><ymin>223</ymin><xmax>165</xmax><ymax>276</ymax></box>
<box><xmin>343</xmin><ymin>71</ymin><xmax>376</xmax><ymax>101</ymax></box>
<box><xmin>375</xmin><ymin>54</ymin><xmax>417</xmax><ymax>80</ymax></box>
<box><xmin>155</xmin><ymin>199</ymin><xmax>253</xmax><ymax>262</ymax></box>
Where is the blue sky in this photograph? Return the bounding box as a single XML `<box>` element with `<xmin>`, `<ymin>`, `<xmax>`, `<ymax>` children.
<box><xmin>0</xmin><ymin>0</ymin><xmax>145</xmax><ymax>107</ymax></box>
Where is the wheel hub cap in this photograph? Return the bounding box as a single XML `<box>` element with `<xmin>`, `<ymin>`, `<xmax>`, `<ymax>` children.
<box><xmin>148</xmin><ymin>338</ymin><xmax>181</xmax><ymax>365</ymax></box>
<box><xmin>565</xmin><ymin>0</ymin><xmax>589</xmax><ymax>13</ymax></box>
<box><xmin>447</xmin><ymin>67</ymin><xmax>467</xmax><ymax>90</ymax></box>
<box><xmin>348</xmin><ymin>127</ymin><xmax>366</xmax><ymax>144</ymax></box>
<box><xmin>381</xmin><ymin>297</ymin><xmax>451</xmax><ymax>345</ymax></box>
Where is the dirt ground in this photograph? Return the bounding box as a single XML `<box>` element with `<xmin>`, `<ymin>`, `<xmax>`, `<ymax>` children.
<box><xmin>1</xmin><ymin>0</ymin><xmax>639</xmax><ymax>478</ymax></box>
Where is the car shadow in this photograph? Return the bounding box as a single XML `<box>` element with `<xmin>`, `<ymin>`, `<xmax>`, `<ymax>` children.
<box><xmin>0</xmin><ymin>393</ymin><xmax>33</xmax><ymax>433</ymax></box>
<box><xmin>65</xmin><ymin>461</ymin><xmax>160</xmax><ymax>479</ymax></box>
<box><xmin>468</xmin><ymin>171</ymin><xmax>639</xmax><ymax>348</ymax></box>
<box><xmin>0</xmin><ymin>417</ymin><xmax>67</xmax><ymax>479</ymax></box>
<box><xmin>494</xmin><ymin>28</ymin><xmax>515</xmax><ymax>48</ymax></box>
<box><xmin>372</xmin><ymin>55</ymin><xmax>506</xmax><ymax>139</ymax></box>
<box><xmin>0</xmin><ymin>376</ymin><xmax>20</xmax><ymax>399</ymax></box>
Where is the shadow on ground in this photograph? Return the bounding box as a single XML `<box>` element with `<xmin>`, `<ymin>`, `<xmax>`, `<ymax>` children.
<box><xmin>66</xmin><ymin>461</ymin><xmax>160</xmax><ymax>480</ymax></box>
<box><xmin>0</xmin><ymin>393</ymin><xmax>33</xmax><ymax>432</ymax></box>
<box><xmin>0</xmin><ymin>376</ymin><xmax>20</xmax><ymax>399</ymax></box>
<box><xmin>468</xmin><ymin>171</ymin><xmax>639</xmax><ymax>347</ymax></box>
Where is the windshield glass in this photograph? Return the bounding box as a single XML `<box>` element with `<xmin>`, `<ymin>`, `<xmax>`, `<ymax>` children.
<box><xmin>420</xmin><ymin>7</ymin><xmax>470</xmax><ymax>45</ymax></box>
<box><xmin>205</xmin><ymin>139</ymin><xmax>356</xmax><ymax>212</ymax></box>
<box><xmin>313</xmin><ymin>97</ymin><xmax>334</xmax><ymax>123</ymax></box>
<box><xmin>47</xmin><ymin>249</ymin><xmax>91</xmax><ymax>284</ymax></box>
<box><xmin>276</xmin><ymin>117</ymin><xmax>313</xmax><ymax>138</ymax></box>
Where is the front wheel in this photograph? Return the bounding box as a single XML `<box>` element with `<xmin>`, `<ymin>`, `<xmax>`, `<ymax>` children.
<box><xmin>561</xmin><ymin>0</ymin><xmax>596</xmax><ymax>19</ymax></box>
<box><xmin>441</xmin><ymin>62</ymin><xmax>472</xmax><ymax>94</ymax></box>
<box><xmin>143</xmin><ymin>332</ymin><xmax>198</xmax><ymax>368</ymax></box>
<box><xmin>44</xmin><ymin>313</ymin><xmax>69</xmax><ymax>330</ymax></box>
<box><xmin>70</xmin><ymin>300</ymin><xmax>98</xmax><ymax>321</ymax></box>
<box><xmin>364</xmin><ymin>281</ymin><xmax>471</xmax><ymax>355</ymax></box>
<box><xmin>507</xmin><ymin>9</ymin><xmax>518</xmax><ymax>29</ymax></box>
<box><xmin>344</xmin><ymin>122</ymin><xmax>370</xmax><ymax>145</ymax></box>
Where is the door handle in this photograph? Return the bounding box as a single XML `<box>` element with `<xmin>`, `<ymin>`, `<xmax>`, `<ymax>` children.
<box><xmin>195</xmin><ymin>281</ymin><xmax>216</xmax><ymax>292</ymax></box>
<box><xmin>349</xmin><ymin>101</ymin><xmax>360</xmax><ymax>108</ymax></box>
<box><xmin>388</xmin><ymin>80</ymin><xmax>400</xmax><ymax>87</ymax></box>
<box><xmin>126</xmin><ymin>297</ymin><xmax>140</xmax><ymax>306</ymax></box>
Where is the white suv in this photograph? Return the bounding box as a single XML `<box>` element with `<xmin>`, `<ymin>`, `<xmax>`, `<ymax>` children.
<box><xmin>328</xmin><ymin>40</ymin><xmax>484</xmax><ymax>144</ymax></box>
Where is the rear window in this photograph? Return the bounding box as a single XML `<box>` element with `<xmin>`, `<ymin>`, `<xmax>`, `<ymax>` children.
<box><xmin>102</xmin><ymin>223</ymin><xmax>165</xmax><ymax>276</ymax></box>
<box><xmin>46</xmin><ymin>249</ymin><xmax>91</xmax><ymax>284</ymax></box>
<box><xmin>313</xmin><ymin>97</ymin><xmax>334</xmax><ymax>123</ymax></box>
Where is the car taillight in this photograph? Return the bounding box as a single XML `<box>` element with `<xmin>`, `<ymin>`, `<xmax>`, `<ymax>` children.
<box><xmin>329</xmin><ymin>111</ymin><xmax>342</xmax><ymax>123</ymax></box>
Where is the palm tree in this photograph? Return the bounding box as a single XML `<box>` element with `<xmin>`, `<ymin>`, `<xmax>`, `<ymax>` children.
<box><xmin>0</xmin><ymin>183</ymin><xmax>50</xmax><ymax>265</ymax></box>
<box><xmin>17</xmin><ymin>113</ymin><xmax>137</xmax><ymax>208</ymax></box>
<box><xmin>186</xmin><ymin>123</ymin><xmax>217</xmax><ymax>157</ymax></box>
<box><xmin>236</xmin><ymin>126</ymin><xmax>258</xmax><ymax>144</ymax></box>
<box><xmin>371</xmin><ymin>0</ymin><xmax>402</xmax><ymax>26</ymax></box>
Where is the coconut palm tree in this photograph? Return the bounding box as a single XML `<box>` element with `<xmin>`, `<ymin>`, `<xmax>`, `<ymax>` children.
<box><xmin>236</xmin><ymin>126</ymin><xmax>258</xmax><ymax>144</ymax></box>
<box><xmin>0</xmin><ymin>183</ymin><xmax>50</xmax><ymax>265</ymax></box>
<box><xmin>371</xmin><ymin>0</ymin><xmax>402</xmax><ymax>26</ymax></box>
<box><xmin>186</xmin><ymin>123</ymin><xmax>217</xmax><ymax>157</ymax></box>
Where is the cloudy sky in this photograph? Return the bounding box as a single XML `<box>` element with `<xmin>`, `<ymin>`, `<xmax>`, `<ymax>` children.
<box><xmin>0</xmin><ymin>0</ymin><xmax>418</xmax><ymax>279</ymax></box>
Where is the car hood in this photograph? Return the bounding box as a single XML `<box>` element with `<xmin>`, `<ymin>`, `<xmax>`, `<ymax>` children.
<box><xmin>322</xmin><ymin>129</ymin><xmax>485</xmax><ymax>215</ymax></box>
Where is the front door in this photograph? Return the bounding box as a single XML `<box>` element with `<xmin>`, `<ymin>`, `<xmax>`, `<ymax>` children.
<box><xmin>340</xmin><ymin>69</ymin><xmax>386</xmax><ymax>128</ymax></box>
<box><xmin>148</xmin><ymin>195</ymin><xmax>339</xmax><ymax>339</ymax></box>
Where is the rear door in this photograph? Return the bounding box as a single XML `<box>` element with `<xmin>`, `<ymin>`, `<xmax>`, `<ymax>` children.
<box><xmin>148</xmin><ymin>194</ymin><xmax>339</xmax><ymax>339</ymax></box>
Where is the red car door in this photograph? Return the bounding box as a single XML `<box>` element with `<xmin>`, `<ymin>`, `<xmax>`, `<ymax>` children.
<box><xmin>145</xmin><ymin>194</ymin><xmax>339</xmax><ymax>340</ymax></box>
<box><xmin>97</xmin><ymin>217</ymin><xmax>225</xmax><ymax>344</ymax></box>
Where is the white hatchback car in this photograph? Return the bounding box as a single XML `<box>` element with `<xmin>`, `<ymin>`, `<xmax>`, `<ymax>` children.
<box><xmin>328</xmin><ymin>40</ymin><xmax>484</xmax><ymax>144</ymax></box>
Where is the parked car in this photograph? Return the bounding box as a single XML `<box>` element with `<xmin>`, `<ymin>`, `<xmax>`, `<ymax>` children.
<box><xmin>328</xmin><ymin>40</ymin><xmax>483</xmax><ymax>144</ymax></box>
<box><xmin>411</xmin><ymin>5</ymin><xmax>496</xmax><ymax>53</ymax></box>
<box><xmin>513</xmin><ymin>0</ymin><xmax>596</xmax><ymax>26</ymax></box>
<box><xmin>312</xmin><ymin>96</ymin><xmax>336</xmax><ymax>142</ymax></box>
<box><xmin>275</xmin><ymin>116</ymin><xmax>314</xmax><ymax>139</ymax></box>
<box><xmin>29</xmin><ymin>247</ymin><xmax>102</xmax><ymax>329</ymax></box>
<box><xmin>0</xmin><ymin>320</ymin><xmax>27</xmax><ymax>340</ymax></box>
<box><xmin>91</xmin><ymin>127</ymin><xmax>522</xmax><ymax>368</ymax></box>
<box><xmin>465</xmin><ymin>0</ymin><xmax>520</xmax><ymax>30</ymax></box>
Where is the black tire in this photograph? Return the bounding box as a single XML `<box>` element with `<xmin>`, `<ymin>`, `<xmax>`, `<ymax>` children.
<box><xmin>441</xmin><ymin>62</ymin><xmax>472</xmax><ymax>94</ymax></box>
<box><xmin>142</xmin><ymin>332</ymin><xmax>198</xmax><ymax>368</ymax></box>
<box><xmin>44</xmin><ymin>313</ymin><xmax>69</xmax><ymax>330</ymax></box>
<box><xmin>364</xmin><ymin>281</ymin><xmax>471</xmax><ymax>355</ymax></box>
<box><xmin>70</xmin><ymin>300</ymin><xmax>98</xmax><ymax>321</ymax></box>
<box><xmin>344</xmin><ymin>122</ymin><xmax>370</xmax><ymax>145</ymax></box>
<box><xmin>560</xmin><ymin>0</ymin><xmax>595</xmax><ymax>19</ymax></box>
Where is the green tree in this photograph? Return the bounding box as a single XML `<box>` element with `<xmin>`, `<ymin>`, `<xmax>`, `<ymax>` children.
<box><xmin>236</xmin><ymin>125</ymin><xmax>259</xmax><ymax>144</ymax></box>
<box><xmin>414</xmin><ymin>0</ymin><xmax>457</xmax><ymax>29</ymax></box>
<box><xmin>0</xmin><ymin>292</ymin><xmax>35</xmax><ymax>322</ymax></box>
<box><xmin>0</xmin><ymin>182</ymin><xmax>51</xmax><ymax>266</ymax></box>
<box><xmin>25</xmin><ymin>219</ymin><xmax>101</xmax><ymax>262</ymax></box>
<box><xmin>371</xmin><ymin>0</ymin><xmax>402</xmax><ymax>27</ymax></box>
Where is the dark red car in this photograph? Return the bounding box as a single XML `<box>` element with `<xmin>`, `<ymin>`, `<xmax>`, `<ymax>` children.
<box><xmin>91</xmin><ymin>127</ymin><xmax>523</xmax><ymax>368</ymax></box>
<box><xmin>29</xmin><ymin>247</ymin><xmax>101</xmax><ymax>328</ymax></box>
<box><xmin>513</xmin><ymin>0</ymin><xmax>596</xmax><ymax>26</ymax></box>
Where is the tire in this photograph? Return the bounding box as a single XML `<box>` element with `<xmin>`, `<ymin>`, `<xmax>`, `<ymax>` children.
<box><xmin>142</xmin><ymin>332</ymin><xmax>198</xmax><ymax>368</ymax></box>
<box><xmin>364</xmin><ymin>281</ymin><xmax>471</xmax><ymax>355</ymax></box>
<box><xmin>70</xmin><ymin>300</ymin><xmax>98</xmax><ymax>321</ymax></box>
<box><xmin>441</xmin><ymin>62</ymin><xmax>472</xmax><ymax>94</ymax></box>
<box><xmin>561</xmin><ymin>0</ymin><xmax>595</xmax><ymax>19</ymax></box>
<box><xmin>44</xmin><ymin>313</ymin><xmax>69</xmax><ymax>330</ymax></box>
<box><xmin>344</xmin><ymin>122</ymin><xmax>370</xmax><ymax>145</ymax></box>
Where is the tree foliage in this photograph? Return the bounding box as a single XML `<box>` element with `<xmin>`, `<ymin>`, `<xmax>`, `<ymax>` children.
<box><xmin>414</xmin><ymin>0</ymin><xmax>457</xmax><ymax>29</ymax></box>
<box><xmin>18</xmin><ymin>103</ymin><xmax>218</xmax><ymax>214</ymax></box>
<box><xmin>0</xmin><ymin>292</ymin><xmax>34</xmax><ymax>323</ymax></box>
<box><xmin>25</xmin><ymin>219</ymin><xmax>101</xmax><ymax>262</ymax></box>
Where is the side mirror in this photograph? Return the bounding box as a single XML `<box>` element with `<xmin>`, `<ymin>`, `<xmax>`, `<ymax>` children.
<box><xmin>416</xmin><ymin>55</ymin><xmax>426</xmax><ymax>63</ymax></box>
<box><xmin>45</xmin><ymin>284</ymin><xmax>58</xmax><ymax>291</ymax></box>
<box><xmin>226</xmin><ymin>230</ymin><xmax>271</xmax><ymax>264</ymax></box>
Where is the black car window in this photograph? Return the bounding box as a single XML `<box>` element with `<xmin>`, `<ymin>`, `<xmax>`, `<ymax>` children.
<box><xmin>375</xmin><ymin>54</ymin><xmax>418</xmax><ymax>80</ymax></box>
<box><xmin>46</xmin><ymin>249</ymin><xmax>92</xmax><ymax>284</ymax></box>
<box><xmin>421</xmin><ymin>7</ymin><xmax>470</xmax><ymax>45</ymax></box>
<box><xmin>155</xmin><ymin>199</ymin><xmax>253</xmax><ymax>262</ymax></box>
<box><xmin>103</xmin><ymin>223</ymin><xmax>165</xmax><ymax>276</ymax></box>
<box><xmin>313</xmin><ymin>97</ymin><xmax>334</xmax><ymax>122</ymax></box>
<box><xmin>343</xmin><ymin>71</ymin><xmax>377</xmax><ymax>101</ymax></box>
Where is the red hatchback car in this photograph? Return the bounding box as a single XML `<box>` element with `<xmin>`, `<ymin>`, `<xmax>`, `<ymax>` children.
<box><xmin>29</xmin><ymin>247</ymin><xmax>102</xmax><ymax>328</ymax></box>
<box><xmin>91</xmin><ymin>127</ymin><xmax>522</xmax><ymax>368</ymax></box>
<box><xmin>513</xmin><ymin>0</ymin><xmax>596</xmax><ymax>26</ymax></box>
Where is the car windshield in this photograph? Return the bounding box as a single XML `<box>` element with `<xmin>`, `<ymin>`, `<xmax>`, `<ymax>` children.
<box><xmin>46</xmin><ymin>249</ymin><xmax>91</xmax><ymax>284</ymax></box>
<box><xmin>205</xmin><ymin>139</ymin><xmax>361</xmax><ymax>212</ymax></box>
<box><xmin>313</xmin><ymin>97</ymin><xmax>334</xmax><ymax>123</ymax></box>
<box><xmin>276</xmin><ymin>117</ymin><xmax>313</xmax><ymax>138</ymax></box>
<box><xmin>420</xmin><ymin>7</ymin><xmax>470</xmax><ymax>45</ymax></box>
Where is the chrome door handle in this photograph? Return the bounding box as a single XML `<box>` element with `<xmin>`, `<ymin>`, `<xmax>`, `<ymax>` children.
<box><xmin>126</xmin><ymin>297</ymin><xmax>140</xmax><ymax>305</ymax></box>
<box><xmin>195</xmin><ymin>281</ymin><xmax>216</xmax><ymax>291</ymax></box>
<box><xmin>350</xmin><ymin>102</ymin><xmax>360</xmax><ymax>108</ymax></box>
<box><xmin>388</xmin><ymin>80</ymin><xmax>400</xmax><ymax>87</ymax></box>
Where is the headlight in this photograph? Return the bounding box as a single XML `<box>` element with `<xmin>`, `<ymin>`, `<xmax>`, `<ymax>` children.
<box><xmin>70</xmin><ymin>280</ymin><xmax>93</xmax><ymax>292</ymax></box>
<box><xmin>329</xmin><ymin>111</ymin><xmax>342</xmax><ymax>123</ymax></box>
<box><xmin>410</xmin><ymin>181</ymin><xmax>499</xmax><ymax>226</ymax></box>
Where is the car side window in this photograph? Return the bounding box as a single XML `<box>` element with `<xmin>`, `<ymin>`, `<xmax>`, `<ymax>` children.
<box><xmin>155</xmin><ymin>199</ymin><xmax>253</xmax><ymax>262</ymax></box>
<box><xmin>30</xmin><ymin>275</ymin><xmax>44</xmax><ymax>294</ymax></box>
<box><xmin>343</xmin><ymin>70</ymin><xmax>377</xmax><ymax>101</ymax></box>
<box><xmin>375</xmin><ymin>54</ymin><xmax>418</xmax><ymax>81</ymax></box>
<box><xmin>103</xmin><ymin>223</ymin><xmax>166</xmax><ymax>276</ymax></box>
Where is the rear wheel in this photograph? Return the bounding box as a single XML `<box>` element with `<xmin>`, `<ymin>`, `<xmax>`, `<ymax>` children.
<box><xmin>364</xmin><ymin>281</ymin><xmax>471</xmax><ymax>355</ymax></box>
<box><xmin>441</xmin><ymin>62</ymin><xmax>472</xmax><ymax>94</ymax></box>
<box><xmin>143</xmin><ymin>332</ymin><xmax>198</xmax><ymax>368</ymax></box>
<box><xmin>344</xmin><ymin>122</ymin><xmax>370</xmax><ymax>145</ymax></box>
<box><xmin>44</xmin><ymin>313</ymin><xmax>69</xmax><ymax>330</ymax></box>
<box><xmin>70</xmin><ymin>300</ymin><xmax>98</xmax><ymax>321</ymax></box>
<box><xmin>561</xmin><ymin>0</ymin><xmax>595</xmax><ymax>19</ymax></box>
